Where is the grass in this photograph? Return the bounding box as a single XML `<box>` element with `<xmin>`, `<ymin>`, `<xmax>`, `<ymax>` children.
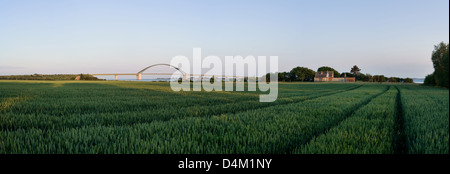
<box><xmin>398</xmin><ymin>85</ymin><xmax>449</xmax><ymax>154</ymax></box>
<box><xmin>295</xmin><ymin>86</ymin><xmax>396</xmax><ymax>154</ymax></box>
<box><xmin>0</xmin><ymin>80</ymin><xmax>448</xmax><ymax>154</ymax></box>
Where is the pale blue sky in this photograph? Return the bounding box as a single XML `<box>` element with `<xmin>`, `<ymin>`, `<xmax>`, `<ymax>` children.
<box><xmin>0</xmin><ymin>0</ymin><xmax>448</xmax><ymax>78</ymax></box>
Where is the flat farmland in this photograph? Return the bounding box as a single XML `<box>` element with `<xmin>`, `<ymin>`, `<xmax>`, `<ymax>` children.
<box><xmin>0</xmin><ymin>81</ymin><xmax>448</xmax><ymax>154</ymax></box>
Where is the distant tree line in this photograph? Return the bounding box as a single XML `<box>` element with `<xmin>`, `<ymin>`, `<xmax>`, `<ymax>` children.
<box><xmin>0</xmin><ymin>74</ymin><xmax>103</xmax><ymax>81</ymax></box>
<box><xmin>78</xmin><ymin>74</ymin><xmax>102</xmax><ymax>80</ymax></box>
<box><xmin>355</xmin><ymin>74</ymin><xmax>413</xmax><ymax>83</ymax></box>
<box><xmin>266</xmin><ymin>65</ymin><xmax>413</xmax><ymax>83</ymax></box>
<box><xmin>424</xmin><ymin>42</ymin><xmax>449</xmax><ymax>88</ymax></box>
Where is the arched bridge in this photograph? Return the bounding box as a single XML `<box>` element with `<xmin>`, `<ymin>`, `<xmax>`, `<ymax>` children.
<box><xmin>138</xmin><ymin>64</ymin><xmax>187</xmax><ymax>75</ymax></box>
<box><xmin>90</xmin><ymin>63</ymin><xmax>248</xmax><ymax>80</ymax></box>
<box><xmin>90</xmin><ymin>64</ymin><xmax>188</xmax><ymax>80</ymax></box>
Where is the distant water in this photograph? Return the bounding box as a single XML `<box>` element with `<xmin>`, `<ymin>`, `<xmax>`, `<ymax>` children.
<box><xmin>106</xmin><ymin>78</ymin><xmax>174</xmax><ymax>82</ymax></box>
<box><xmin>412</xmin><ymin>78</ymin><xmax>424</xmax><ymax>84</ymax></box>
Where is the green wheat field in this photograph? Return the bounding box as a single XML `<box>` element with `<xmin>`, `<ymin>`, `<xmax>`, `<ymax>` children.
<box><xmin>0</xmin><ymin>80</ymin><xmax>448</xmax><ymax>154</ymax></box>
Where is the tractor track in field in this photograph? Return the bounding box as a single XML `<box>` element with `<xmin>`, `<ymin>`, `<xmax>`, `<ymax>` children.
<box><xmin>393</xmin><ymin>86</ymin><xmax>407</xmax><ymax>154</ymax></box>
<box><xmin>85</xmin><ymin>85</ymin><xmax>362</xmax><ymax>128</ymax></box>
<box><xmin>99</xmin><ymin>84</ymin><xmax>362</xmax><ymax>124</ymax></box>
<box><xmin>206</xmin><ymin>85</ymin><xmax>363</xmax><ymax>118</ymax></box>
<box><xmin>287</xmin><ymin>85</ymin><xmax>390</xmax><ymax>154</ymax></box>
<box><xmin>1</xmin><ymin>85</ymin><xmax>362</xmax><ymax>132</ymax></box>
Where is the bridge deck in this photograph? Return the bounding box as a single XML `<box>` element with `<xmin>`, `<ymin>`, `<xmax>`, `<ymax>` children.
<box><xmin>90</xmin><ymin>73</ymin><xmax>249</xmax><ymax>78</ymax></box>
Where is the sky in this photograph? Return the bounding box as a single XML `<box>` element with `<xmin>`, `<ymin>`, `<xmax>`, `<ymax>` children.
<box><xmin>0</xmin><ymin>0</ymin><xmax>449</xmax><ymax>78</ymax></box>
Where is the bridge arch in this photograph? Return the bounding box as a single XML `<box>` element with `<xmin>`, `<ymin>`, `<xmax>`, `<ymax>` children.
<box><xmin>137</xmin><ymin>64</ymin><xmax>187</xmax><ymax>80</ymax></box>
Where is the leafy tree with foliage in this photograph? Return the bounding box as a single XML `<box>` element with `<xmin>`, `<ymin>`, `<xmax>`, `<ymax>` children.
<box><xmin>350</xmin><ymin>65</ymin><xmax>361</xmax><ymax>76</ymax></box>
<box><xmin>264</xmin><ymin>73</ymin><xmax>277</xmax><ymax>82</ymax></box>
<box><xmin>356</xmin><ymin>73</ymin><xmax>370</xmax><ymax>82</ymax></box>
<box><xmin>372</xmin><ymin>75</ymin><xmax>386</xmax><ymax>82</ymax></box>
<box><xmin>0</xmin><ymin>74</ymin><xmax>102</xmax><ymax>80</ymax></box>
<box><xmin>317</xmin><ymin>66</ymin><xmax>340</xmax><ymax>77</ymax></box>
<box><xmin>388</xmin><ymin>77</ymin><xmax>398</xmax><ymax>83</ymax></box>
<box><xmin>424</xmin><ymin>73</ymin><xmax>436</xmax><ymax>86</ymax></box>
<box><xmin>404</xmin><ymin>78</ymin><xmax>414</xmax><ymax>83</ymax></box>
<box><xmin>290</xmin><ymin>67</ymin><xmax>315</xmax><ymax>81</ymax></box>
<box><xmin>431</xmin><ymin>42</ymin><xmax>448</xmax><ymax>86</ymax></box>
<box><xmin>425</xmin><ymin>42</ymin><xmax>449</xmax><ymax>88</ymax></box>
<box><xmin>79</xmin><ymin>74</ymin><xmax>101</xmax><ymax>80</ymax></box>
<box><xmin>443</xmin><ymin>48</ymin><xmax>449</xmax><ymax>87</ymax></box>
<box><xmin>277</xmin><ymin>72</ymin><xmax>291</xmax><ymax>82</ymax></box>
<box><xmin>340</xmin><ymin>72</ymin><xmax>354</xmax><ymax>77</ymax></box>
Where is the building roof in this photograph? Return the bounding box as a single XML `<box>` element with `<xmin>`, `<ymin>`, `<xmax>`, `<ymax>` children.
<box><xmin>315</xmin><ymin>71</ymin><xmax>334</xmax><ymax>78</ymax></box>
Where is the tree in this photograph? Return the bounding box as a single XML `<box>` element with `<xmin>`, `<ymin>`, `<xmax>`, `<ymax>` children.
<box><xmin>277</xmin><ymin>72</ymin><xmax>291</xmax><ymax>82</ymax></box>
<box><xmin>404</xmin><ymin>78</ymin><xmax>413</xmax><ymax>83</ymax></box>
<box><xmin>264</xmin><ymin>73</ymin><xmax>277</xmax><ymax>82</ymax></box>
<box><xmin>372</xmin><ymin>75</ymin><xmax>386</xmax><ymax>82</ymax></box>
<box><xmin>290</xmin><ymin>67</ymin><xmax>315</xmax><ymax>81</ymax></box>
<box><xmin>78</xmin><ymin>74</ymin><xmax>99</xmax><ymax>80</ymax></box>
<box><xmin>388</xmin><ymin>77</ymin><xmax>398</xmax><ymax>83</ymax></box>
<box><xmin>356</xmin><ymin>73</ymin><xmax>370</xmax><ymax>82</ymax></box>
<box><xmin>424</xmin><ymin>73</ymin><xmax>436</xmax><ymax>86</ymax></box>
<box><xmin>340</xmin><ymin>72</ymin><xmax>354</xmax><ymax>77</ymax></box>
<box><xmin>350</xmin><ymin>65</ymin><xmax>361</xmax><ymax>76</ymax></box>
<box><xmin>442</xmin><ymin>46</ymin><xmax>449</xmax><ymax>88</ymax></box>
<box><xmin>430</xmin><ymin>42</ymin><xmax>449</xmax><ymax>87</ymax></box>
<box><xmin>366</xmin><ymin>74</ymin><xmax>373</xmax><ymax>82</ymax></box>
<box><xmin>317</xmin><ymin>66</ymin><xmax>340</xmax><ymax>77</ymax></box>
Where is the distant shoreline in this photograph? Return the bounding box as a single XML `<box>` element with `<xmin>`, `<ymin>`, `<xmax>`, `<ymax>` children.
<box><xmin>0</xmin><ymin>75</ymin><xmax>426</xmax><ymax>84</ymax></box>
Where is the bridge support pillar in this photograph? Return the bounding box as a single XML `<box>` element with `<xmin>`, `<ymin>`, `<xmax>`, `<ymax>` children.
<box><xmin>136</xmin><ymin>73</ymin><xmax>142</xmax><ymax>80</ymax></box>
<box><xmin>114</xmin><ymin>75</ymin><xmax>118</xmax><ymax>81</ymax></box>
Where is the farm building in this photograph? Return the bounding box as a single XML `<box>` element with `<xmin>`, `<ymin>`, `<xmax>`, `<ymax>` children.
<box><xmin>314</xmin><ymin>71</ymin><xmax>355</xmax><ymax>82</ymax></box>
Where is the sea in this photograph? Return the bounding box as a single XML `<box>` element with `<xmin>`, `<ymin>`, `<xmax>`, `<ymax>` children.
<box><xmin>106</xmin><ymin>78</ymin><xmax>175</xmax><ymax>82</ymax></box>
<box><xmin>412</xmin><ymin>78</ymin><xmax>424</xmax><ymax>84</ymax></box>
